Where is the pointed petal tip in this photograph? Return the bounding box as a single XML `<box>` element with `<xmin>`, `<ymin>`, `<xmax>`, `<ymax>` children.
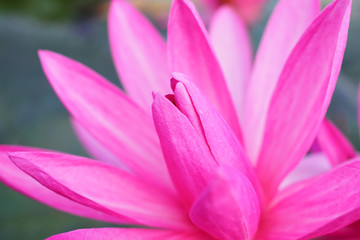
<box><xmin>170</xmin><ymin>0</ymin><xmax>197</xmax><ymax>17</ymax></box>
<box><xmin>171</xmin><ymin>72</ymin><xmax>188</xmax><ymax>80</ymax></box>
<box><xmin>214</xmin><ymin>4</ymin><xmax>238</xmax><ymax>16</ymax></box>
<box><xmin>152</xmin><ymin>92</ymin><xmax>179</xmax><ymax>109</ymax></box>
<box><xmin>152</xmin><ymin>93</ymin><xmax>170</xmax><ymax>110</ymax></box>
<box><xmin>108</xmin><ymin>0</ymin><xmax>169</xmax><ymax>108</ymax></box>
<box><xmin>170</xmin><ymin>72</ymin><xmax>191</xmax><ymax>91</ymax></box>
<box><xmin>168</xmin><ymin>0</ymin><xmax>242</xmax><ymax>139</ymax></box>
<box><xmin>38</xmin><ymin>49</ymin><xmax>55</xmax><ymax>62</ymax></box>
<box><xmin>211</xmin><ymin>4</ymin><xmax>243</xmax><ymax>28</ymax></box>
<box><xmin>173</xmin><ymin>0</ymin><xmax>185</xmax><ymax>6</ymax></box>
<box><xmin>37</xmin><ymin>49</ymin><xmax>47</xmax><ymax>56</ymax></box>
<box><xmin>38</xmin><ymin>49</ymin><xmax>63</xmax><ymax>59</ymax></box>
<box><xmin>38</xmin><ymin>50</ymin><xmax>70</xmax><ymax>68</ymax></box>
<box><xmin>339</xmin><ymin>0</ymin><xmax>352</xmax><ymax>6</ymax></box>
<box><xmin>152</xmin><ymin>92</ymin><xmax>163</xmax><ymax>102</ymax></box>
<box><xmin>330</xmin><ymin>0</ymin><xmax>352</xmax><ymax>10</ymax></box>
<box><xmin>151</xmin><ymin>91</ymin><xmax>157</xmax><ymax>100</ymax></box>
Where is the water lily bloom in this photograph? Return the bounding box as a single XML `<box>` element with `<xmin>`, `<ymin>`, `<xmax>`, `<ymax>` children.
<box><xmin>0</xmin><ymin>0</ymin><xmax>358</xmax><ymax>239</ymax></box>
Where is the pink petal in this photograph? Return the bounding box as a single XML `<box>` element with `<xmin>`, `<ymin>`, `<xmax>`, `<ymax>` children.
<box><xmin>209</xmin><ymin>5</ymin><xmax>252</xmax><ymax>122</ymax></box>
<box><xmin>0</xmin><ymin>145</ymin><xmax>124</xmax><ymax>224</ymax></box>
<box><xmin>172</xmin><ymin>80</ymin><xmax>207</xmax><ymax>143</ymax></box>
<box><xmin>190</xmin><ymin>167</ymin><xmax>260</xmax><ymax>240</ymax></box>
<box><xmin>280</xmin><ymin>153</ymin><xmax>331</xmax><ymax>190</ymax></box>
<box><xmin>171</xmin><ymin>73</ymin><xmax>261</xmax><ymax>200</ymax></box>
<box><xmin>316</xmin><ymin>118</ymin><xmax>356</xmax><ymax>166</ymax></box>
<box><xmin>38</xmin><ymin>50</ymin><xmax>172</xmax><ymax>190</ymax></box>
<box><xmin>71</xmin><ymin>119</ymin><xmax>130</xmax><ymax>170</ymax></box>
<box><xmin>167</xmin><ymin>0</ymin><xmax>242</xmax><ymax>140</ymax></box>
<box><xmin>244</xmin><ymin>0</ymin><xmax>320</xmax><ymax>163</ymax></box>
<box><xmin>8</xmin><ymin>151</ymin><xmax>191</xmax><ymax>230</ymax></box>
<box><xmin>320</xmin><ymin>221</ymin><xmax>360</xmax><ymax>239</ymax></box>
<box><xmin>108</xmin><ymin>0</ymin><xmax>169</xmax><ymax>110</ymax></box>
<box><xmin>47</xmin><ymin>228</ymin><xmax>207</xmax><ymax>240</ymax></box>
<box><xmin>257</xmin><ymin>156</ymin><xmax>360</xmax><ymax>239</ymax></box>
<box><xmin>152</xmin><ymin>93</ymin><xmax>218</xmax><ymax>207</ymax></box>
<box><xmin>255</xmin><ymin>0</ymin><xmax>352</xmax><ymax>200</ymax></box>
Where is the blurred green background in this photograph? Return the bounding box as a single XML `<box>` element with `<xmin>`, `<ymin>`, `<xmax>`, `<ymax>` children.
<box><xmin>0</xmin><ymin>0</ymin><xmax>360</xmax><ymax>239</ymax></box>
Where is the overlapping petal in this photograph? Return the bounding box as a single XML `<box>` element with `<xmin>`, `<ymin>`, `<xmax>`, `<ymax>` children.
<box><xmin>258</xmin><ymin>157</ymin><xmax>360</xmax><ymax>239</ymax></box>
<box><xmin>316</xmin><ymin>119</ymin><xmax>356</xmax><ymax>166</ymax></box>
<box><xmin>190</xmin><ymin>167</ymin><xmax>260</xmax><ymax>240</ymax></box>
<box><xmin>108</xmin><ymin>0</ymin><xmax>169</xmax><ymax>109</ymax></box>
<box><xmin>171</xmin><ymin>74</ymin><xmax>261</xmax><ymax>197</ymax></box>
<box><xmin>168</xmin><ymin>0</ymin><xmax>242</xmax><ymax>139</ymax></box>
<box><xmin>153</xmin><ymin>73</ymin><xmax>262</xmax><ymax>207</ymax></box>
<box><xmin>321</xmin><ymin>221</ymin><xmax>360</xmax><ymax>239</ymax></box>
<box><xmin>0</xmin><ymin>145</ymin><xmax>125</xmax><ymax>224</ymax></box>
<box><xmin>255</xmin><ymin>0</ymin><xmax>352</xmax><ymax>199</ymax></box>
<box><xmin>152</xmin><ymin>93</ymin><xmax>218</xmax><ymax>207</ymax></box>
<box><xmin>1</xmin><ymin>0</ymin><xmax>357</xmax><ymax>239</ymax></box>
<box><xmin>47</xmin><ymin>228</ymin><xmax>206</xmax><ymax>240</ymax></box>
<box><xmin>244</xmin><ymin>0</ymin><xmax>320</xmax><ymax>163</ymax></box>
<box><xmin>8</xmin><ymin>151</ymin><xmax>191</xmax><ymax>230</ymax></box>
<box><xmin>38</xmin><ymin>50</ymin><xmax>172</xmax><ymax>190</ymax></box>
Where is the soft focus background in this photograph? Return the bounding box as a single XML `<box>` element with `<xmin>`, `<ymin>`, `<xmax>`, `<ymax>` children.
<box><xmin>0</xmin><ymin>0</ymin><xmax>359</xmax><ymax>239</ymax></box>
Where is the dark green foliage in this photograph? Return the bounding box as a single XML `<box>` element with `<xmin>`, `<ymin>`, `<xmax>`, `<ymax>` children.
<box><xmin>0</xmin><ymin>0</ymin><xmax>106</xmax><ymax>21</ymax></box>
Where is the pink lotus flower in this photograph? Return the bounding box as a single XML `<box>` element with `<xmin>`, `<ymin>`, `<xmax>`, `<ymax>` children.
<box><xmin>0</xmin><ymin>0</ymin><xmax>357</xmax><ymax>239</ymax></box>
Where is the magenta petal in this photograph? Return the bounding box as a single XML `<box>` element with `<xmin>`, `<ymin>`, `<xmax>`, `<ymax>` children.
<box><xmin>152</xmin><ymin>93</ymin><xmax>218</xmax><ymax>207</ymax></box>
<box><xmin>167</xmin><ymin>0</ymin><xmax>241</xmax><ymax>139</ymax></box>
<box><xmin>108</xmin><ymin>0</ymin><xmax>169</xmax><ymax>110</ymax></box>
<box><xmin>257</xmin><ymin>157</ymin><xmax>360</xmax><ymax>239</ymax></box>
<box><xmin>209</xmin><ymin>5</ymin><xmax>252</xmax><ymax>121</ymax></box>
<box><xmin>71</xmin><ymin>119</ymin><xmax>130</xmax><ymax>170</ymax></box>
<box><xmin>0</xmin><ymin>145</ymin><xmax>125</xmax><ymax>224</ymax></box>
<box><xmin>8</xmin><ymin>151</ymin><xmax>191</xmax><ymax>230</ymax></box>
<box><xmin>321</xmin><ymin>221</ymin><xmax>360</xmax><ymax>239</ymax></box>
<box><xmin>316</xmin><ymin>118</ymin><xmax>356</xmax><ymax>166</ymax></box>
<box><xmin>173</xmin><ymin>82</ymin><xmax>207</xmax><ymax>143</ymax></box>
<box><xmin>171</xmin><ymin>73</ymin><xmax>261</xmax><ymax>200</ymax></box>
<box><xmin>47</xmin><ymin>228</ymin><xmax>206</xmax><ymax>240</ymax></box>
<box><xmin>190</xmin><ymin>167</ymin><xmax>260</xmax><ymax>240</ymax></box>
<box><xmin>38</xmin><ymin>50</ymin><xmax>172</xmax><ymax>190</ymax></box>
<box><xmin>255</xmin><ymin>0</ymin><xmax>352</xmax><ymax>199</ymax></box>
<box><xmin>244</xmin><ymin>0</ymin><xmax>320</xmax><ymax>163</ymax></box>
